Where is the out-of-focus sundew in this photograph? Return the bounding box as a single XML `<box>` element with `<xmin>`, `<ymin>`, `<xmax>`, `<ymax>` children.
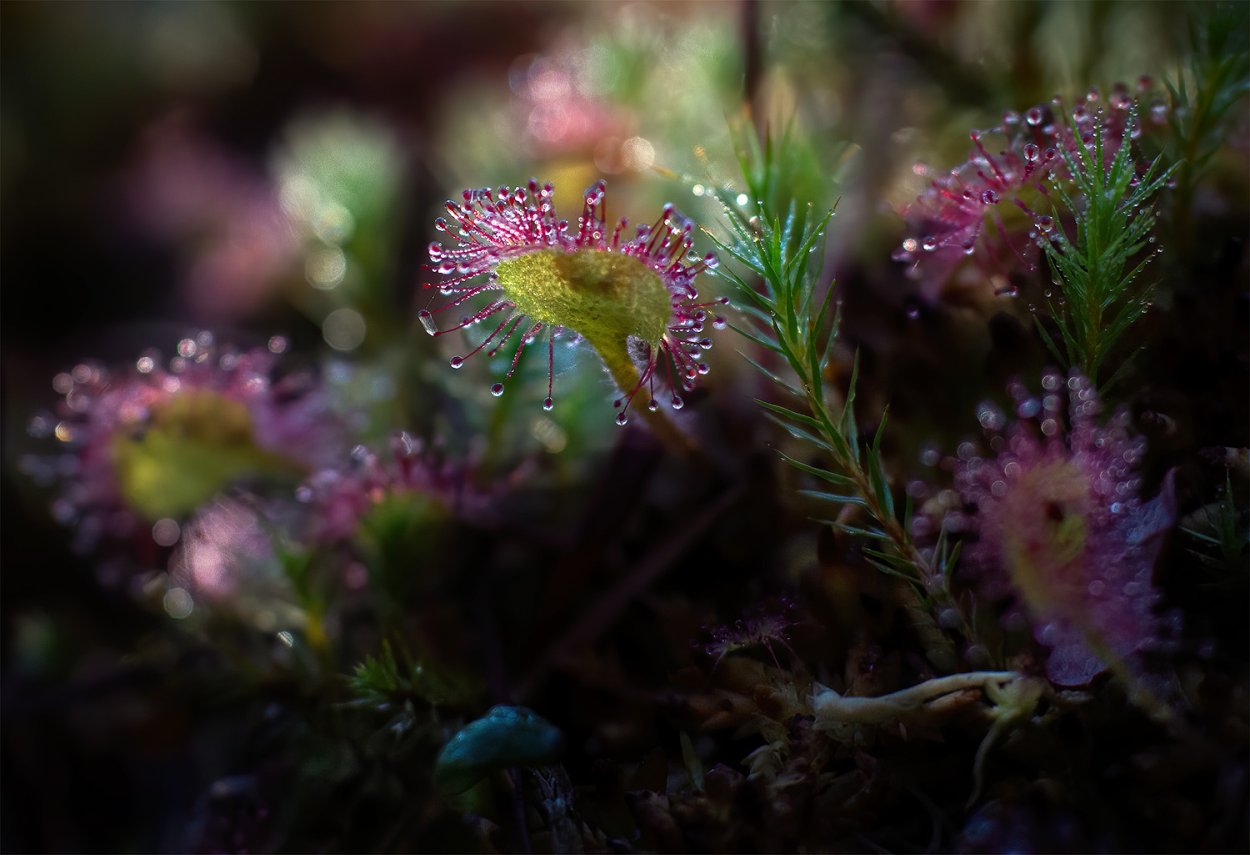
<box><xmin>4</xmin><ymin>3</ymin><xmax>1245</xmax><ymax>852</ymax></box>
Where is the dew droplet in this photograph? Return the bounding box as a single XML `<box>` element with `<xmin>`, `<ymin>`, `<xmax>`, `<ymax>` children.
<box><xmin>490</xmin><ymin>383</ymin><xmax>505</xmax><ymax>397</ymax></box>
<box><xmin>1017</xmin><ymin>398</ymin><xmax>1041</xmax><ymax>419</ymax></box>
<box><xmin>977</xmin><ymin>402</ymin><xmax>1006</xmax><ymax>430</ymax></box>
<box><xmin>418</xmin><ymin>310</ymin><xmax>438</xmax><ymax>336</ymax></box>
<box><xmin>152</xmin><ymin>518</ymin><xmax>181</xmax><ymax>547</ymax></box>
<box><xmin>543</xmin><ymin>397</ymin><xmax>554</xmax><ymax>411</ymax></box>
<box><xmin>449</xmin><ymin>356</ymin><xmax>464</xmax><ymax>369</ymax></box>
<box><xmin>615</xmin><ymin>412</ymin><xmax>628</xmax><ymax>426</ymax></box>
<box><xmin>671</xmin><ymin>396</ymin><xmax>684</xmax><ymax>410</ymax></box>
<box><xmin>27</xmin><ymin>415</ymin><xmax>53</xmax><ymax>439</ymax></box>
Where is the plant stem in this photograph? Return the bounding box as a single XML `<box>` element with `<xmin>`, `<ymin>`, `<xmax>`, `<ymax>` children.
<box><xmin>600</xmin><ymin>342</ymin><xmax>697</xmax><ymax>456</ymax></box>
<box><xmin>800</xmin><ymin>362</ymin><xmax>962</xmax><ymax>670</ymax></box>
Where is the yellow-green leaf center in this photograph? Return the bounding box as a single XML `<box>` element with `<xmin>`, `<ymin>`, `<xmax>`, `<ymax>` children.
<box><xmin>1001</xmin><ymin>459</ymin><xmax>1091</xmax><ymax>617</ymax></box>
<box><xmin>111</xmin><ymin>389</ymin><xmax>299</xmax><ymax>520</ymax></box>
<box><xmin>496</xmin><ymin>248</ymin><xmax>671</xmax><ymax>356</ymax></box>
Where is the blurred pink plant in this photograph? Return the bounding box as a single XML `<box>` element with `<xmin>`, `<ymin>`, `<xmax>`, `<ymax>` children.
<box><xmin>703</xmin><ymin>597</ymin><xmax>798</xmax><ymax>672</ymax></box>
<box><xmin>26</xmin><ymin>332</ymin><xmax>343</xmax><ymax>550</ymax></box>
<box><xmin>511</xmin><ymin>51</ymin><xmax>624</xmax><ymax>157</ymax></box>
<box><xmin>943</xmin><ymin>371</ymin><xmax>1176</xmax><ymax>686</ymax></box>
<box><xmin>120</xmin><ymin>116</ymin><xmax>299</xmax><ymax>320</ymax></box>
<box><xmin>896</xmin><ymin>83</ymin><xmax>1161</xmax><ymax>298</ymax></box>
<box><xmin>297</xmin><ymin>432</ymin><xmax>493</xmax><ymax>546</ymax></box>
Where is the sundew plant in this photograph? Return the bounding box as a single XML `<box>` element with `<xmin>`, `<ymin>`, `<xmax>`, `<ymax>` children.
<box><xmin>3</xmin><ymin>3</ymin><xmax>1248</xmax><ymax>853</ymax></box>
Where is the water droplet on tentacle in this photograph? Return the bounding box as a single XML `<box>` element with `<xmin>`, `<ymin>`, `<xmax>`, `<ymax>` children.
<box><xmin>418</xmin><ymin>310</ymin><xmax>438</xmax><ymax>336</ymax></box>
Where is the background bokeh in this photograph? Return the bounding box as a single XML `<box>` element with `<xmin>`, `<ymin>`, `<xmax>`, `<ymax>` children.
<box><xmin>3</xmin><ymin>2</ymin><xmax>1243</xmax><ymax>852</ymax></box>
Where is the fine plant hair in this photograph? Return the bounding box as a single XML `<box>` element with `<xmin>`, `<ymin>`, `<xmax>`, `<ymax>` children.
<box><xmin>706</xmin><ymin>124</ymin><xmax>972</xmax><ymax>671</ymax></box>
<box><xmin>1037</xmin><ymin>108</ymin><xmax>1174</xmax><ymax>389</ymax></box>
<box><xmin>348</xmin><ymin>639</ymin><xmax>473</xmax><ymax>709</ymax></box>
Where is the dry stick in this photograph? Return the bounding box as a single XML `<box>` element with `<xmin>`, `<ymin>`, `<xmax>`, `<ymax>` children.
<box><xmin>516</xmin><ymin>485</ymin><xmax>744</xmax><ymax>700</ymax></box>
<box><xmin>741</xmin><ymin>0</ymin><xmax>764</xmax><ymax>135</ymax></box>
<box><xmin>811</xmin><ymin>671</ymin><xmax>1019</xmax><ymax>724</ymax></box>
<box><xmin>536</xmin><ymin>432</ymin><xmax>661</xmax><ymax>626</ymax></box>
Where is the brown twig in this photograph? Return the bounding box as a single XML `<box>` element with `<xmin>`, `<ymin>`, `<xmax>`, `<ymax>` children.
<box><xmin>516</xmin><ymin>484</ymin><xmax>744</xmax><ymax>699</ymax></box>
